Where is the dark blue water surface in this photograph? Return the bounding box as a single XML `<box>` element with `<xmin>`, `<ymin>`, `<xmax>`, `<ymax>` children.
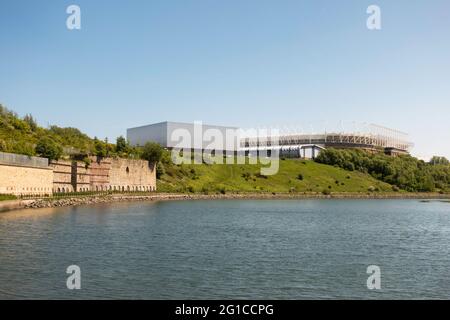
<box><xmin>0</xmin><ymin>199</ymin><xmax>449</xmax><ymax>299</ymax></box>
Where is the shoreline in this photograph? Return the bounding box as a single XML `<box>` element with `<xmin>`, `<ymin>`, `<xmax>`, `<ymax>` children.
<box><xmin>1</xmin><ymin>192</ymin><xmax>449</xmax><ymax>213</ymax></box>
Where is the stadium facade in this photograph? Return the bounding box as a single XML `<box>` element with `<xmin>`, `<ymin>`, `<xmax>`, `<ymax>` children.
<box><xmin>127</xmin><ymin>122</ymin><xmax>413</xmax><ymax>159</ymax></box>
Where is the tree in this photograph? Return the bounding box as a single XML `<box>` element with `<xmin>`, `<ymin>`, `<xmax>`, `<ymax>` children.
<box><xmin>430</xmin><ymin>156</ymin><xmax>449</xmax><ymax>165</ymax></box>
<box><xmin>93</xmin><ymin>137</ymin><xmax>107</xmax><ymax>157</ymax></box>
<box><xmin>23</xmin><ymin>114</ymin><xmax>37</xmax><ymax>131</ymax></box>
<box><xmin>0</xmin><ymin>139</ymin><xmax>7</xmax><ymax>152</ymax></box>
<box><xmin>35</xmin><ymin>137</ymin><xmax>63</xmax><ymax>160</ymax></box>
<box><xmin>116</xmin><ymin>136</ymin><xmax>128</xmax><ymax>153</ymax></box>
<box><xmin>141</xmin><ymin>142</ymin><xmax>163</xmax><ymax>164</ymax></box>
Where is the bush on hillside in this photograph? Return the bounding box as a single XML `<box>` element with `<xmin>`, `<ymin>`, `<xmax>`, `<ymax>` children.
<box><xmin>315</xmin><ymin>148</ymin><xmax>449</xmax><ymax>192</ymax></box>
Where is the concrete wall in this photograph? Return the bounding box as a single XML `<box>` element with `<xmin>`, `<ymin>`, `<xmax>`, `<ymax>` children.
<box><xmin>0</xmin><ymin>152</ymin><xmax>53</xmax><ymax>196</ymax></box>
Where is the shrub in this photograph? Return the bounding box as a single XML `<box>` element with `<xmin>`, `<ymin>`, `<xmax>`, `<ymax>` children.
<box><xmin>0</xmin><ymin>194</ymin><xmax>17</xmax><ymax>201</ymax></box>
<box><xmin>35</xmin><ymin>137</ymin><xmax>63</xmax><ymax>160</ymax></box>
<box><xmin>156</xmin><ymin>162</ymin><xmax>165</xmax><ymax>179</ymax></box>
<box><xmin>115</xmin><ymin>136</ymin><xmax>129</xmax><ymax>154</ymax></box>
<box><xmin>297</xmin><ymin>174</ymin><xmax>304</xmax><ymax>180</ymax></box>
<box><xmin>242</xmin><ymin>172</ymin><xmax>252</xmax><ymax>180</ymax></box>
<box><xmin>201</xmin><ymin>186</ymin><xmax>210</xmax><ymax>194</ymax></box>
<box><xmin>141</xmin><ymin>142</ymin><xmax>163</xmax><ymax>164</ymax></box>
<box><xmin>322</xmin><ymin>189</ymin><xmax>331</xmax><ymax>195</ymax></box>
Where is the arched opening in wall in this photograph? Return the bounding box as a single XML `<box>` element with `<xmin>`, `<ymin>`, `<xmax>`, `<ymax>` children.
<box><xmin>113</xmin><ymin>186</ymin><xmax>116</xmax><ymax>191</ymax></box>
<box><xmin>126</xmin><ymin>167</ymin><xmax>129</xmax><ymax>174</ymax></box>
<box><xmin>127</xmin><ymin>186</ymin><xmax>130</xmax><ymax>191</ymax></box>
<box><xmin>57</xmin><ymin>188</ymin><xmax>61</xmax><ymax>193</ymax></box>
<box><xmin>122</xmin><ymin>186</ymin><xmax>125</xmax><ymax>192</ymax></box>
<box><xmin>96</xmin><ymin>186</ymin><xmax>99</xmax><ymax>192</ymax></box>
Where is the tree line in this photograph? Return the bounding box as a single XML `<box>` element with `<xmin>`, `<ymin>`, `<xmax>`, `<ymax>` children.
<box><xmin>0</xmin><ymin>104</ymin><xmax>164</xmax><ymax>166</ymax></box>
<box><xmin>315</xmin><ymin>148</ymin><xmax>450</xmax><ymax>192</ymax></box>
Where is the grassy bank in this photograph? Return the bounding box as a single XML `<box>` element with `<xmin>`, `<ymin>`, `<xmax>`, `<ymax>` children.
<box><xmin>157</xmin><ymin>158</ymin><xmax>396</xmax><ymax>194</ymax></box>
<box><xmin>0</xmin><ymin>194</ymin><xmax>17</xmax><ymax>202</ymax></box>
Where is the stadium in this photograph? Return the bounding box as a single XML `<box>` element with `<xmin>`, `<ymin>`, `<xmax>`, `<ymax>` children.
<box><xmin>127</xmin><ymin>122</ymin><xmax>413</xmax><ymax>159</ymax></box>
<box><xmin>240</xmin><ymin>123</ymin><xmax>413</xmax><ymax>159</ymax></box>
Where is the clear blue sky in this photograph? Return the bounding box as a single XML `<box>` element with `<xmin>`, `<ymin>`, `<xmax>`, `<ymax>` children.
<box><xmin>1</xmin><ymin>0</ymin><xmax>449</xmax><ymax>159</ymax></box>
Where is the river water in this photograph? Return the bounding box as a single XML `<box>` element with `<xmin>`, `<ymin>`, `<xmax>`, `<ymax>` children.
<box><xmin>0</xmin><ymin>199</ymin><xmax>449</xmax><ymax>299</ymax></box>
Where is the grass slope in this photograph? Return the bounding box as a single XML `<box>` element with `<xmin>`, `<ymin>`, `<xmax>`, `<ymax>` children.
<box><xmin>158</xmin><ymin>158</ymin><xmax>394</xmax><ymax>194</ymax></box>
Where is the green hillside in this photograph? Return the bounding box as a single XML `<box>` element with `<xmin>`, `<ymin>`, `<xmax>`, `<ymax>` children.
<box><xmin>0</xmin><ymin>104</ymin><xmax>136</xmax><ymax>159</ymax></box>
<box><xmin>0</xmin><ymin>104</ymin><xmax>96</xmax><ymax>156</ymax></box>
<box><xmin>157</xmin><ymin>158</ymin><xmax>395</xmax><ymax>194</ymax></box>
<box><xmin>1</xmin><ymin>103</ymin><xmax>449</xmax><ymax>195</ymax></box>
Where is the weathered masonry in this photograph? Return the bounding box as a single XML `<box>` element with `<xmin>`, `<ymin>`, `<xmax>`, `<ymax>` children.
<box><xmin>50</xmin><ymin>156</ymin><xmax>156</xmax><ymax>193</ymax></box>
<box><xmin>0</xmin><ymin>152</ymin><xmax>156</xmax><ymax>196</ymax></box>
<box><xmin>0</xmin><ymin>152</ymin><xmax>53</xmax><ymax>196</ymax></box>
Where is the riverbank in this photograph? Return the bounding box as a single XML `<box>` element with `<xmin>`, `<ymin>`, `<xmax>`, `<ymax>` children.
<box><xmin>1</xmin><ymin>192</ymin><xmax>449</xmax><ymax>213</ymax></box>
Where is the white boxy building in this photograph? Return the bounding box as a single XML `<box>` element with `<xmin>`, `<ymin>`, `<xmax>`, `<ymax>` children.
<box><xmin>127</xmin><ymin>121</ymin><xmax>239</xmax><ymax>152</ymax></box>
